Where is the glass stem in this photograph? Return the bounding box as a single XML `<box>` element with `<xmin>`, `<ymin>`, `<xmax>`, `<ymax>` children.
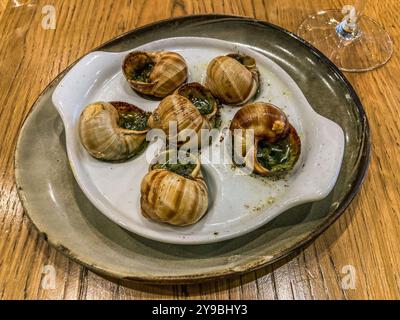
<box><xmin>336</xmin><ymin>0</ymin><xmax>367</xmax><ymax>40</ymax></box>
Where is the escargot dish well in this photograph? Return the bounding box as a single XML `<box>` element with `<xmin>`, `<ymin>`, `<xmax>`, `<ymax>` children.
<box><xmin>122</xmin><ymin>51</ymin><xmax>188</xmax><ymax>98</ymax></box>
<box><xmin>230</xmin><ymin>102</ymin><xmax>301</xmax><ymax>176</ymax></box>
<box><xmin>79</xmin><ymin>101</ymin><xmax>150</xmax><ymax>161</ymax></box>
<box><xmin>206</xmin><ymin>53</ymin><xmax>259</xmax><ymax>106</ymax></box>
<box><xmin>140</xmin><ymin>151</ymin><xmax>209</xmax><ymax>226</ymax></box>
<box><xmin>148</xmin><ymin>82</ymin><xmax>220</xmax><ymax>146</ymax></box>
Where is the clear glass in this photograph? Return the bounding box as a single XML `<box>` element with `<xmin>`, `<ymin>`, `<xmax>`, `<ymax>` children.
<box><xmin>297</xmin><ymin>0</ymin><xmax>393</xmax><ymax>72</ymax></box>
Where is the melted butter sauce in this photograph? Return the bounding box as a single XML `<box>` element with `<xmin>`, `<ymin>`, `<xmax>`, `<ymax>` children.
<box><xmin>131</xmin><ymin>63</ymin><xmax>154</xmax><ymax>82</ymax></box>
<box><xmin>153</xmin><ymin>159</ymin><xmax>196</xmax><ymax>178</ymax></box>
<box><xmin>256</xmin><ymin>138</ymin><xmax>294</xmax><ymax>172</ymax></box>
<box><xmin>189</xmin><ymin>95</ymin><xmax>213</xmax><ymax>115</ymax></box>
<box><xmin>119</xmin><ymin>112</ymin><xmax>148</xmax><ymax>131</ymax></box>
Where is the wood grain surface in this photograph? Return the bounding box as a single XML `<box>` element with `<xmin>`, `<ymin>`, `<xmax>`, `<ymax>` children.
<box><xmin>0</xmin><ymin>0</ymin><xmax>399</xmax><ymax>300</ymax></box>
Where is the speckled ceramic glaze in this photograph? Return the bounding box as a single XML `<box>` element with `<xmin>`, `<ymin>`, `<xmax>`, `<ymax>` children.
<box><xmin>15</xmin><ymin>15</ymin><xmax>370</xmax><ymax>282</ymax></box>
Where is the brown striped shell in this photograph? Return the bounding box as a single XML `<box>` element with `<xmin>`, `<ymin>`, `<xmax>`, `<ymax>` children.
<box><xmin>79</xmin><ymin>101</ymin><xmax>150</xmax><ymax>161</ymax></box>
<box><xmin>205</xmin><ymin>53</ymin><xmax>259</xmax><ymax>105</ymax></box>
<box><xmin>140</xmin><ymin>151</ymin><xmax>209</xmax><ymax>226</ymax></box>
<box><xmin>230</xmin><ymin>102</ymin><xmax>301</xmax><ymax>176</ymax></box>
<box><xmin>148</xmin><ymin>82</ymin><xmax>219</xmax><ymax>145</ymax></box>
<box><xmin>122</xmin><ymin>51</ymin><xmax>188</xmax><ymax>98</ymax></box>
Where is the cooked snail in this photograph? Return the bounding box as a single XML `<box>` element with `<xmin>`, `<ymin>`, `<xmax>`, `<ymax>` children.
<box><xmin>122</xmin><ymin>51</ymin><xmax>188</xmax><ymax>98</ymax></box>
<box><xmin>140</xmin><ymin>151</ymin><xmax>209</xmax><ymax>226</ymax></box>
<box><xmin>230</xmin><ymin>102</ymin><xmax>301</xmax><ymax>176</ymax></box>
<box><xmin>148</xmin><ymin>82</ymin><xmax>220</xmax><ymax>145</ymax></box>
<box><xmin>79</xmin><ymin>101</ymin><xmax>150</xmax><ymax>161</ymax></box>
<box><xmin>205</xmin><ymin>53</ymin><xmax>259</xmax><ymax>105</ymax></box>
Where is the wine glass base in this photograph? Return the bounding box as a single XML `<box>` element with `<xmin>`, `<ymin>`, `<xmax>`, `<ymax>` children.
<box><xmin>298</xmin><ymin>10</ymin><xmax>393</xmax><ymax>72</ymax></box>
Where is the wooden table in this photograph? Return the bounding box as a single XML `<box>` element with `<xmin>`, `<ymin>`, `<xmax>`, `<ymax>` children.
<box><xmin>0</xmin><ymin>0</ymin><xmax>399</xmax><ymax>300</ymax></box>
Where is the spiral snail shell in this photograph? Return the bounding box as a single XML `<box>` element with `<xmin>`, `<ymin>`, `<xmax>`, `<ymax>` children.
<box><xmin>230</xmin><ymin>102</ymin><xmax>301</xmax><ymax>176</ymax></box>
<box><xmin>140</xmin><ymin>151</ymin><xmax>209</xmax><ymax>226</ymax></box>
<box><xmin>206</xmin><ymin>53</ymin><xmax>259</xmax><ymax>106</ymax></box>
<box><xmin>148</xmin><ymin>82</ymin><xmax>220</xmax><ymax>145</ymax></box>
<box><xmin>122</xmin><ymin>51</ymin><xmax>188</xmax><ymax>98</ymax></box>
<box><xmin>79</xmin><ymin>101</ymin><xmax>150</xmax><ymax>161</ymax></box>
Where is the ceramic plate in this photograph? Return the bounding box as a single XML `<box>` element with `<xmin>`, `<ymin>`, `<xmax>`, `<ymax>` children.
<box><xmin>52</xmin><ymin>37</ymin><xmax>344</xmax><ymax>244</ymax></box>
<box><xmin>15</xmin><ymin>15</ymin><xmax>369</xmax><ymax>282</ymax></box>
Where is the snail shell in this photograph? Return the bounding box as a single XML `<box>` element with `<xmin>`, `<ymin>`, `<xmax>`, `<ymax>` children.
<box><xmin>122</xmin><ymin>51</ymin><xmax>188</xmax><ymax>98</ymax></box>
<box><xmin>148</xmin><ymin>82</ymin><xmax>219</xmax><ymax>145</ymax></box>
<box><xmin>79</xmin><ymin>101</ymin><xmax>150</xmax><ymax>161</ymax></box>
<box><xmin>230</xmin><ymin>102</ymin><xmax>301</xmax><ymax>176</ymax></box>
<box><xmin>205</xmin><ymin>53</ymin><xmax>259</xmax><ymax>105</ymax></box>
<box><xmin>140</xmin><ymin>151</ymin><xmax>209</xmax><ymax>226</ymax></box>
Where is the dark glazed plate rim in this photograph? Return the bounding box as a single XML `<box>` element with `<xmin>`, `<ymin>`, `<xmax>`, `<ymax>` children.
<box><xmin>15</xmin><ymin>14</ymin><xmax>370</xmax><ymax>283</ymax></box>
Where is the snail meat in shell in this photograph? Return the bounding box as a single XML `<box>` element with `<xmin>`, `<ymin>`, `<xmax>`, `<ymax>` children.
<box><xmin>148</xmin><ymin>82</ymin><xmax>220</xmax><ymax>145</ymax></box>
<box><xmin>205</xmin><ymin>53</ymin><xmax>259</xmax><ymax>106</ymax></box>
<box><xmin>177</xmin><ymin>84</ymin><xmax>214</xmax><ymax>115</ymax></box>
<box><xmin>79</xmin><ymin>101</ymin><xmax>150</xmax><ymax>161</ymax></box>
<box><xmin>152</xmin><ymin>160</ymin><xmax>197</xmax><ymax>179</ymax></box>
<box><xmin>140</xmin><ymin>151</ymin><xmax>209</xmax><ymax>226</ymax></box>
<box><xmin>122</xmin><ymin>51</ymin><xmax>188</xmax><ymax>98</ymax></box>
<box><xmin>230</xmin><ymin>102</ymin><xmax>301</xmax><ymax>176</ymax></box>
